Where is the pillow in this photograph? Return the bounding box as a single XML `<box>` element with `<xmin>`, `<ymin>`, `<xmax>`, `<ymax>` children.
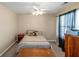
<box><xmin>33</xmin><ymin>31</ymin><xmax>39</xmax><ymax>36</ymax></box>
<box><xmin>26</xmin><ymin>30</ymin><xmax>42</xmax><ymax>36</ymax></box>
<box><xmin>26</xmin><ymin>30</ymin><xmax>35</xmax><ymax>36</ymax></box>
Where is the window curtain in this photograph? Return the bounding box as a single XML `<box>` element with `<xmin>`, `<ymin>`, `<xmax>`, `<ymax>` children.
<box><xmin>65</xmin><ymin>11</ymin><xmax>75</xmax><ymax>29</ymax></box>
<box><xmin>74</xmin><ymin>9</ymin><xmax>79</xmax><ymax>30</ymax></box>
<box><xmin>58</xmin><ymin>10</ymin><xmax>75</xmax><ymax>39</ymax></box>
<box><xmin>57</xmin><ymin>10</ymin><xmax>76</xmax><ymax>51</ymax></box>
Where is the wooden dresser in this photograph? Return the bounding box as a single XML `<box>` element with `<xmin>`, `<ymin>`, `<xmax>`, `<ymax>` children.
<box><xmin>65</xmin><ymin>34</ymin><xmax>79</xmax><ymax>57</ymax></box>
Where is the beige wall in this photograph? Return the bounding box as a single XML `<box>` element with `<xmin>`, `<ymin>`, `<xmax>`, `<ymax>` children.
<box><xmin>0</xmin><ymin>4</ymin><xmax>17</xmax><ymax>54</ymax></box>
<box><xmin>17</xmin><ymin>14</ymin><xmax>56</xmax><ymax>41</ymax></box>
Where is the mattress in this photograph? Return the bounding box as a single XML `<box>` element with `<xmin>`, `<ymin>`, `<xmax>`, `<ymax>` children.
<box><xmin>16</xmin><ymin>35</ymin><xmax>51</xmax><ymax>52</ymax></box>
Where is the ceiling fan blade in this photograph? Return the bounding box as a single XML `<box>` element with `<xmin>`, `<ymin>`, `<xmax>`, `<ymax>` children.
<box><xmin>33</xmin><ymin>6</ymin><xmax>39</xmax><ymax>11</ymax></box>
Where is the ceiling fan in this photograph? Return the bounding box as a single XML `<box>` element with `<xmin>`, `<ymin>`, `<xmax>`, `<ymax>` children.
<box><xmin>32</xmin><ymin>6</ymin><xmax>45</xmax><ymax>16</ymax></box>
<box><xmin>33</xmin><ymin>6</ymin><xmax>46</xmax><ymax>11</ymax></box>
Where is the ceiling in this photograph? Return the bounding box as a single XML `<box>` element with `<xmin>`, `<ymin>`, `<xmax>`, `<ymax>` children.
<box><xmin>1</xmin><ymin>2</ymin><xmax>71</xmax><ymax>14</ymax></box>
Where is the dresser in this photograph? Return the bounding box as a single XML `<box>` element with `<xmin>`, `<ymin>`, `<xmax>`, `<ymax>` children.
<box><xmin>65</xmin><ymin>34</ymin><xmax>79</xmax><ymax>57</ymax></box>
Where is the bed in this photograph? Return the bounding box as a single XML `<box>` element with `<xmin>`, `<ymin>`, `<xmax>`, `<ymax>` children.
<box><xmin>16</xmin><ymin>30</ymin><xmax>54</xmax><ymax>57</ymax></box>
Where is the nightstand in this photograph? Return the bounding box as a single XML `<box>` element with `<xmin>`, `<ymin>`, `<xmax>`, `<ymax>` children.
<box><xmin>17</xmin><ymin>34</ymin><xmax>25</xmax><ymax>43</ymax></box>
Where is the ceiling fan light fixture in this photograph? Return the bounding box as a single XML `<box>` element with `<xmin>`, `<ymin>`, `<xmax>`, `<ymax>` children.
<box><xmin>32</xmin><ymin>10</ymin><xmax>44</xmax><ymax>16</ymax></box>
<box><xmin>32</xmin><ymin>12</ymin><xmax>36</xmax><ymax>15</ymax></box>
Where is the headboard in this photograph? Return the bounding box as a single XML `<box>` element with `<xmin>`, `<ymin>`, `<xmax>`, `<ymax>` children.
<box><xmin>25</xmin><ymin>29</ymin><xmax>43</xmax><ymax>36</ymax></box>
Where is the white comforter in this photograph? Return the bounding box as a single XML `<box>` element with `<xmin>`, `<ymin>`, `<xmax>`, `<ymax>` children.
<box><xmin>17</xmin><ymin>35</ymin><xmax>51</xmax><ymax>52</ymax></box>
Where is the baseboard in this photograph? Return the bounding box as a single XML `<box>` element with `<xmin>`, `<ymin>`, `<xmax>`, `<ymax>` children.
<box><xmin>0</xmin><ymin>41</ymin><xmax>16</xmax><ymax>56</ymax></box>
<box><xmin>51</xmin><ymin>45</ymin><xmax>57</xmax><ymax>57</ymax></box>
<box><xmin>47</xmin><ymin>40</ymin><xmax>56</xmax><ymax>42</ymax></box>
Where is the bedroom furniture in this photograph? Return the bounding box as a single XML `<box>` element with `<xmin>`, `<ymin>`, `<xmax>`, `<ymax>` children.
<box><xmin>16</xmin><ymin>30</ymin><xmax>53</xmax><ymax>57</ymax></box>
<box><xmin>17</xmin><ymin>34</ymin><xmax>25</xmax><ymax>43</ymax></box>
<box><xmin>65</xmin><ymin>34</ymin><xmax>79</xmax><ymax>57</ymax></box>
<box><xmin>17</xmin><ymin>48</ymin><xmax>54</xmax><ymax>57</ymax></box>
<box><xmin>17</xmin><ymin>35</ymin><xmax>51</xmax><ymax>52</ymax></box>
<box><xmin>16</xmin><ymin>35</ymin><xmax>52</xmax><ymax>57</ymax></box>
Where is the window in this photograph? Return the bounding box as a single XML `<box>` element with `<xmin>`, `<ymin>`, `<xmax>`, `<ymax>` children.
<box><xmin>59</xmin><ymin>10</ymin><xmax>75</xmax><ymax>39</ymax></box>
<box><xmin>58</xmin><ymin>10</ymin><xmax>75</xmax><ymax>50</ymax></box>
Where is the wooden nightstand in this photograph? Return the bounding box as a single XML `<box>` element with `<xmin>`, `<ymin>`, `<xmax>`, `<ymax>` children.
<box><xmin>17</xmin><ymin>34</ymin><xmax>25</xmax><ymax>43</ymax></box>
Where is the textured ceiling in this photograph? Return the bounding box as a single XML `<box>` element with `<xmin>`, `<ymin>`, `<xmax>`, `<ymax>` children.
<box><xmin>1</xmin><ymin>2</ymin><xmax>70</xmax><ymax>14</ymax></box>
